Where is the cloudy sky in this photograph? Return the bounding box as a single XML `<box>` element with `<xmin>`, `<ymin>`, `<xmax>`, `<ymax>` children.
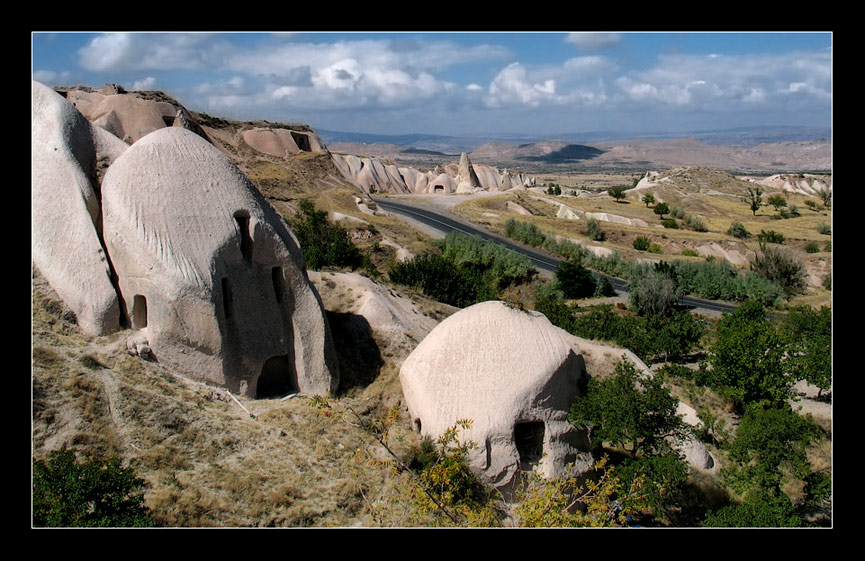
<box><xmin>32</xmin><ymin>31</ymin><xmax>832</xmax><ymax>138</ymax></box>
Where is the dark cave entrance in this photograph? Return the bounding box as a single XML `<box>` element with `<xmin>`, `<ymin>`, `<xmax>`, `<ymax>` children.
<box><xmin>514</xmin><ymin>421</ymin><xmax>545</xmax><ymax>470</ymax></box>
<box><xmin>255</xmin><ymin>355</ymin><xmax>298</xmax><ymax>399</ymax></box>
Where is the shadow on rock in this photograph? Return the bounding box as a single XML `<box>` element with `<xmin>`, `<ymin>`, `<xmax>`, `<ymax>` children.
<box><xmin>326</xmin><ymin>311</ymin><xmax>385</xmax><ymax>395</ymax></box>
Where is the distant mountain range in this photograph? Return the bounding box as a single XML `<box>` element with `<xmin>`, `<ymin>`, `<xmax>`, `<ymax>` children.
<box><xmin>317</xmin><ymin>126</ymin><xmax>831</xmax><ymax>153</ymax></box>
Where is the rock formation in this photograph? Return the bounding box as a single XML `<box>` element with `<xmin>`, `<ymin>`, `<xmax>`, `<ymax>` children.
<box><xmin>399</xmin><ymin>301</ymin><xmax>594</xmax><ymax>491</ymax></box>
<box><xmin>32</xmin><ymin>81</ymin><xmax>339</xmax><ymax>398</ymax></box>
<box><xmin>330</xmin><ymin>153</ymin><xmax>535</xmax><ymax>195</ymax></box>
<box><xmin>32</xmin><ymin>80</ymin><xmax>122</xmax><ymax>336</ymax></box>
<box><xmin>455</xmin><ymin>152</ymin><xmax>481</xmax><ymax>194</ymax></box>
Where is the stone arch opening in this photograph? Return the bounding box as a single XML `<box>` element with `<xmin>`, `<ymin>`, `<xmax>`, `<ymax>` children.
<box><xmin>433</xmin><ymin>185</ymin><xmax>444</xmax><ymax>193</ymax></box>
<box><xmin>131</xmin><ymin>294</ymin><xmax>148</xmax><ymax>329</ymax></box>
<box><xmin>256</xmin><ymin>355</ymin><xmax>298</xmax><ymax>398</ymax></box>
<box><xmin>290</xmin><ymin>131</ymin><xmax>311</xmax><ymax>152</ymax></box>
<box><xmin>514</xmin><ymin>421</ymin><xmax>545</xmax><ymax>471</ymax></box>
<box><xmin>234</xmin><ymin>210</ymin><xmax>253</xmax><ymax>262</ymax></box>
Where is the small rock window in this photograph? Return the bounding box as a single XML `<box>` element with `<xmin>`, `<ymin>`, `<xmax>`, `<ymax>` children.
<box><xmin>132</xmin><ymin>294</ymin><xmax>148</xmax><ymax>329</ymax></box>
<box><xmin>234</xmin><ymin>210</ymin><xmax>252</xmax><ymax>262</ymax></box>
<box><xmin>271</xmin><ymin>267</ymin><xmax>284</xmax><ymax>303</ymax></box>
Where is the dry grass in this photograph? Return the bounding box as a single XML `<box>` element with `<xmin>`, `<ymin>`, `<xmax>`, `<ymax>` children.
<box><xmin>31</xmin><ymin>270</ymin><xmax>427</xmax><ymax>527</ymax></box>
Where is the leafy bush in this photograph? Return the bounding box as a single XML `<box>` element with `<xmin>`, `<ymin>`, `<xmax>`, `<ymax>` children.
<box><xmin>389</xmin><ymin>232</ymin><xmax>535</xmax><ymax>307</ymax></box>
<box><xmin>686</xmin><ymin>215</ymin><xmax>708</xmax><ymax>232</ymax></box>
<box><xmin>555</xmin><ymin>260</ymin><xmax>596</xmax><ymax>299</ymax></box>
<box><xmin>727</xmin><ymin>221</ymin><xmax>750</xmax><ymax>239</ymax></box>
<box><xmin>757</xmin><ymin>230</ymin><xmax>785</xmax><ymax>244</ymax></box>
<box><xmin>633</xmin><ymin>236</ymin><xmax>651</xmax><ymax>251</ymax></box>
<box><xmin>569</xmin><ymin>359</ymin><xmax>689</xmax><ymax>458</ymax></box>
<box><xmin>817</xmin><ymin>222</ymin><xmax>831</xmax><ymax>235</ymax></box>
<box><xmin>749</xmin><ymin>243</ymin><xmax>806</xmax><ymax>298</ymax></box>
<box><xmin>290</xmin><ymin>199</ymin><xmax>363</xmax><ymax>270</ymax></box>
<box><xmin>707</xmin><ymin>301</ymin><xmax>792</xmax><ymax>409</ymax></box>
<box><xmin>681</xmin><ymin>248</ymin><xmax>698</xmax><ymax>257</ymax></box>
<box><xmin>661</xmin><ymin>218</ymin><xmax>679</xmax><ymax>229</ymax></box>
<box><xmin>504</xmin><ymin>218</ymin><xmax>545</xmax><ymax>247</ymax></box>
<box><xmin>33</xmin><ymin>448</ymin><xmax>156</xmax><ymax>527</ymax></box>
<box><xmin>804</xmin><ymin>241</ymin><xmax>820</xmax><ymax>253</ymax></box>
<box><xmin>627</xmin><ymin>263</ymin><xmax>682</xmax><ymax>318</ymax></box>
<box><xmin>586</xmin><ymin>218</ymin><xmax>605</xmax><ymax>241</ymax></box>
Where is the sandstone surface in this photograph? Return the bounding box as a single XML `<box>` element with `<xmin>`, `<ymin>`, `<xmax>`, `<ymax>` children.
<box><xmin>32</xmin><ymin>81</ymin><xmax>122</xmax><ymax>336</ymax></box>
<box><xmin>100</xmin><ymin>126</ymin><xmax>339</xmax><ymax>398</ymax></box>
<box><xmin>399</xmin><ymin>301</ymin><xmax>594</xmax><ymax>490</ymax></box>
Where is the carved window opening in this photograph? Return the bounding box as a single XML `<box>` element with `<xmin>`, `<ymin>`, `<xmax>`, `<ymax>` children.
<box><xmin>234</xmin><ymin>211</ymin><xmax>252</xmax><ymax>262</ymax></box>
<box><xmin>271</xmin><ymin>266</ymin><xmax>285</xmax><ymax>303</ymax></box>
<box><xmin>132</xmin><ymin>294</ymin><xmax>148</xmax><ymax>329</ymax></box>
<box><xmin>290</xmin><ymin>131</ymin><xmax>311</xmax><ymax>152</ymax></box>
<box><xmin>514</xmin><ymin>421</ymin><xmax>545</xmax><ymax>470</ymax></box>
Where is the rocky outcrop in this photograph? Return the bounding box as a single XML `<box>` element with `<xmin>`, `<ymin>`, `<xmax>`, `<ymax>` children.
<box><xmin>32</xmin><ymin>81</ymin><xmax>339</xmax><ymax>399</ymax></box>
<box><xmin>456</xmin><ymin>152</ymin><xmax>481</xmax><ymax>194</ymax></box>
<box><xmin>399</xmin><ymin>301</ymin><xmax>594</xmax><ymax>490</ymax></box>
<box><xmin>32</xmin><ymin>81</ymin><xmax>122</xmax><ymax>336</ymax></box>
<box><xmin>241</xmin><ymin>126</ymin><xmax>326</xmax><ymax>158</ymax></box>
<box><xmin>330</xmin><ymin>153</ymin><xmax>535</xmax><ymax>195</ymax></box>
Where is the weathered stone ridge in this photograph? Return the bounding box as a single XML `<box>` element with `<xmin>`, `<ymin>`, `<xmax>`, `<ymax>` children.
<box><xmin>32</xmin><ymin>81</ymin><xmax>339</xmax><ymax>398</ymax></box>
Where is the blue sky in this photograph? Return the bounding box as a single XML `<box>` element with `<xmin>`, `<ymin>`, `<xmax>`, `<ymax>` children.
<box><xmin>32</xmin><ymin>32</ymin><xmax>832</xmax><ymax>138</ymax></box>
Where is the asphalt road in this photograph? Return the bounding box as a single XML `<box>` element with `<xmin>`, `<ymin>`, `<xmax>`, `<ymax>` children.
<box><xmin>372</xmin><ymin>195</ymin><xmax>739</xmax><ymax>316</ymax></box>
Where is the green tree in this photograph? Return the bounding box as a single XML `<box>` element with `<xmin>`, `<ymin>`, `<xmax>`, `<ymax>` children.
<box><xmin>290</xmin><ymin>199</ymin><xmax>363</xmax><ymax>270</ymax></box>
<box><xmin>745</xmin><ymin>187</ymin><xmax>763</xmax><ymax>216</ymax></box>
<box><xmin>653</xmin><ymin>202</ymin><xmax>670</xmax><ymax>220</ymax></box>
<box><xmin>33</xmin><ymin>448</ymin><xmax>156</xmax><ymax>527</ymax></box>
<box><xmin>569</xmin><ymin>359</ymin><xmax>690</xmax><ymax>459</ymax></box>
<box><xmin>781</xmin><ymin>306</ymin><xmax>832</xmax><ymax>397</ymax></box>
<box><xmin>703</xmin><ymin>488</ymin><xmax>801</xmax><ymax>528</ymax></box>
<box><xmin>642</xmin><ymin>193</ymin><xmax>656</xmax><ymax>207</ymax></box>
<box><xmin>723</xmin><ymin>405</ymin><xmax>821</xmax><ymax>494</ymax></box>
<box><xmin>608</xmin><ymin>185</ymin><xmax>627</xmax><ymax>202</ymax></box>
<box><xmin>707</xmin><ymin>301</ymin><xmax>791</xmax><ymax>409</ymax></box>
<box><xmin>555</xmin><ymin>260</ymin><xmax>596</xmax><ymax>300</ymax></box>
<box><xmin>767</xmin><ymin>194</ymin><xmax>788</xmax><ymax>212</ymax></box>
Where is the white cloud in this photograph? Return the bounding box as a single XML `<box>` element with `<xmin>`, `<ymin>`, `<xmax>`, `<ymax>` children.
<box><xmin>130</xmin><ymin>76</ymin><xmax>156</xmax><ymax>91</ymax></box>
<box><xmin>486</xmin><ymin>63</ymin><xmax>560</xmax><ymax>107</ymax></box>
<box><xmin>77</xmin><ymin>33</ymin><xmax>228</xmax><ymax>72</ymax></box>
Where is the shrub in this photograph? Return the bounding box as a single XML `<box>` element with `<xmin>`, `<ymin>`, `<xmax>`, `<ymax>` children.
<box><xmin>669</xmin><ymin>206</ymin><xmax>686</xmax><ymax>219</ymax></box>
<box><xmin>653</xmin><ymin>202</ymin><xmax>670</xmax><ymax>219</ymax></box>
<box><xmin>504</xmin><ymin>218</ymin><xmax>546</xmax><ymax>247</ymax></box>
<box><xmin>686</xmin><ymin>215</ymin><xmax>708</xmax><ymax>232</ymax></box>
<box><xmin>586</xmin><ymin>218</ymin><xmax>605</xmax><ymax>241</ymax></box>
<box><xmin>757</xmin><ymin>230</ymin><xmax>785</xmax><ymax>244</ymax></box>
<box><xmin>627</xmin><ymin>263</ymin><xmax>682</xmax><ymax>318</ymax></box>
<box><xmin>661</xmin><ymin>218</ymin><xmax>679</xmax><ymax>229</ymax></box>
<box><xmin>33</xmin><ymin>448</ymin><xmax>156</xmax><ymax>527</ymax></box>
<box><xmin>727</xmin><ymin>221</ymin><xmax>750</xmax><ymax>239</ymax></box>
<box><xmin>290</xmin><ymin>199</ymin><xmax>364</xmax><ymax>270</ymax></box>
<box><xmin>749</xmin><ymin>243</ymin><xmax>806</xmax><ymax>298</ymax></box>
<box><xmin>681</xmin><ymin>248</ymin><xmax>699</xmax><ymax>257</ymax></box>
<box><xmin>633</xmin><ymin>236</ymin><xmax>651</xmax><ymax>251</ymax></box>
<box><xmin>555</xmin><ymin>260</ymin><xmax>596</xmax><ymax>300</ymax></box>
<box><xmin>804</xmin><ymin>241</ymin><xmax>820</xmax><ymax>253</ymax></box>
<box><xmin>816</xmin><ymin>222</ymin><xmax>831</xmax><ymax>235</ymax></box>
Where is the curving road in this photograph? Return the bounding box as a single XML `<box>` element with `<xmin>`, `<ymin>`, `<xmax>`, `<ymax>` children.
<box><xmin>372</xmin><ymin>195</ymin><xmax>738</xmax><ymax>315</ymax></box>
